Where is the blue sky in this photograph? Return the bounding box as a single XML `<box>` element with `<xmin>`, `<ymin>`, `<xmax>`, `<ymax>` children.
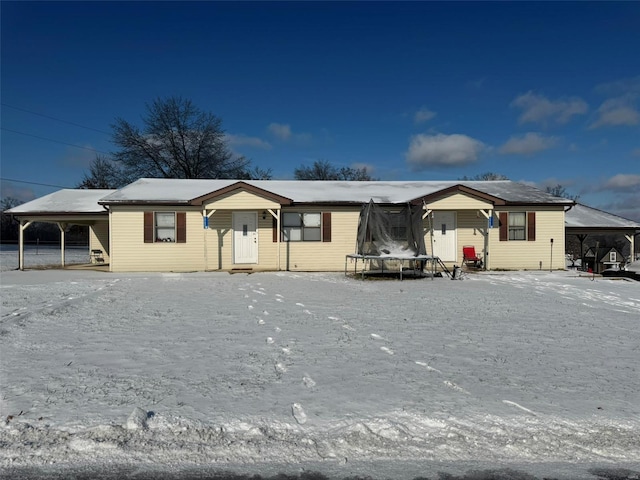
<box><xmin>2</xmin><ymin>1</ymin><xmax>639</xmax><ymax>220</ymax></box>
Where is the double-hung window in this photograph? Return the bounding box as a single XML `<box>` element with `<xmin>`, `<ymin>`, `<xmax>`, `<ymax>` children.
<box><xmin>499</xmin><ymin>211</ymin><xmax>535</xmax><ymax>242</ymax></box>
<box><xmin>155</xmin><ymin>212</ymin><xmax>176</xmax><ymax>242</ymax></box>
<box><xmin>144</xmin><ymin>211</ymin><xmax>186</xmax><ymax>243</ymax></box>
<box><xmin>508</xmin><ymin>212</ymin><xmax>526</xmax><ymax>240</ymax></box>
<box><xmin>282</xmin><ymin>212</ymin><xmax>321</xmax><ymax>241</ymax></box>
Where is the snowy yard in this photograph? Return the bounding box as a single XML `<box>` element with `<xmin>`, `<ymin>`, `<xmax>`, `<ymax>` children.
<box><xmin>0</xmin><ymin>244</ymin><xmax>90</xmax><ymax>272</ymax></box>
<box><xmin>1</xmin><ymin>264</ymin><xmax>639</xmax><ymax>479</ymax></box>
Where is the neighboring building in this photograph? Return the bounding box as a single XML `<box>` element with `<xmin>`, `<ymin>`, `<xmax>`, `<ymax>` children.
<box><xmin>7</xmin><ymin>179</ymin><xmax>575</xmax><ymax>272</ymax></box>
<box><xmin>583</xmin><ymin>246</ymin><xmax>625</xmax><ymax>274</ymax></box>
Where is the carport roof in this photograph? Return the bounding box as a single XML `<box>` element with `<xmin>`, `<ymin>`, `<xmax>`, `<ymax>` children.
<box><xmin>565</xmin><ymin>203</ymin><xmax>640</xmax><ymax>230</ymax></box>
<box><xmin>6</xmin><ymin>189</ymin><xmax>115</xmax><ymax>215</ymax></box>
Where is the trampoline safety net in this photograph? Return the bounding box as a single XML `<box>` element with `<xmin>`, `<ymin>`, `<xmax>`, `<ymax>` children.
<box><xmin>356</xmin><ymin>199</ymin><xmax>427</xmax><ymax>258</ymax></box>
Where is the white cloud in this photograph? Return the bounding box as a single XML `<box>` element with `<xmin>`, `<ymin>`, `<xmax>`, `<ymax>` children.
<box><xmin>602</xmin><ymin>174</ymin><xmax>640</xmax><ymax>191</ymax></box>
<box><xmin>414</xmin><ymin>107</ymin><xmax>436</xmax><ymax>124</ymax></box>
<box><xmin>604</xmin><ymin>196</ymin><xmax>640</xmax><ymax>222</ymax></box>
<box><xmin>589</xmin><ymin>96</ymin><xmax>640</xmax><ymax>129</ymax></box>
<box><xmin>594</xmin><ymin>76</ymin><xmax>640</xmax><ymax>96</ymax></box>
<box><xmin>510</xmin><ymin>91</ymin><xmax>588</xmax><ymax>125</ymax></box>
<box><xmin>268</xmin><ymin>123</ymin><xmax>292</xmax><ymax>141</ymax></box>
<box><xmin>267</xmin><ymin>123</ymin><xmax>312</xmax><ymax>144</ymax></box>
<box><xmin>225</xmin><ymin>134</ymin><xmax>272</xmax><ymax>150</ymax></box>
<box><xmin>405</xmin><ymin>133</ymin><xmax>485</xmax><ymax>170</ymax></box>
<box><xmin>499</xmin><ymin>132</ymin><xmax>558</xmax><ymax>155</ymax></box>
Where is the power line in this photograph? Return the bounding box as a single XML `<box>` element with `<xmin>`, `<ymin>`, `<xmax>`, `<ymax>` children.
<box><xmin>1</xmin><ymin>103</ymin><xmax>111</xmax><ymax>135</ymax></box>
<box><xmin>1</xmin><ymin>128</ymin><xmax>111</xmax><ymax>155</ymax></box>
<box><xmin>0</xmin><ymin>177</ymin><xmax>73</xmax><ymax>189</ymax></box>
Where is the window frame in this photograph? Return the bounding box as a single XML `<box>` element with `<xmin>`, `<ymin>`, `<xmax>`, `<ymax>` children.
<box><xmin>281</xmin><ymin>212</ymin><xmax>322</xmax><ymax>242</ymax></box>
<box><xmin>144</xmin><ymin>211</ymin><xmax>186</xmax><ymax>244</ymax></box>
<box><xmin>508</xmin><ymin>211</ymin><xmax>526</xmax><ymax>241</ymax></box>
<box><xmin>499</xmin><ymin>211</ymin><xmax>536</xmax><ymax>242</ymax></box>
<box><xmin>155</xmin><ymin>212</ymin><xmax>176</xmax><ymax>243</ymax></box>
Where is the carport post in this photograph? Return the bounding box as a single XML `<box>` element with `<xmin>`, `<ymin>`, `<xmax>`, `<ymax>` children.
<box><xmin>57</xmin><ymin>223</ymin><xmax>67</xmax><ymax>267</ymax></box>
<box><xmin>18</xmin><ymin>220</ymin><xmax>32</xmax><ymax>271</ymax></box>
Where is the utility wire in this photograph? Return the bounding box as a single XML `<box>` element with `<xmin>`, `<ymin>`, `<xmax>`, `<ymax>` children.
<box><xmin>0</xmin><ymin>177</ymin><xmax>73</xmax><ymax>189</ymax></box>
<box><xmin>1</xmin><ymin>128</ymin><xmax>111</xmax><ymax>155</ymax></box>
<box><xmin>1</xmin><ymin>103</ymin><xmax>112</xmax><ymax>135</ymax></box>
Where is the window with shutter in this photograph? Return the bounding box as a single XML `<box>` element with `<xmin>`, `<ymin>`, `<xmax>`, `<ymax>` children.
<box><xmin>144</xmin><ymin>212</ymin><xmax>186</xmax><ymax>243</ymax></box>
<box><xmin>499</xmin><ymin>212</ymin><xmax>508</xmax><ymax>241</ymax></box>
<box><xmin>144</xmin><ymin>212</ymin><xmax>154</xmax><ymax>243</ymax></box>
<box><xmin>527</xmin><ymin>212</ymin><xmax>536</xmax><ymax>241</ymax></box>
<box><xmin>274</xmin><ymin>212</ymin><xmax>331</xmax><ymax>242</ymax></box>
<box><xmin>499</xmin><ymin>211</ymin><xmax>536</xmax><ymax>241</ymax></box>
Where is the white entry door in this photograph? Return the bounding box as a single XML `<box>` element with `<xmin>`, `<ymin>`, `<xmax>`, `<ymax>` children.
<box><xmin>233</xmin><ymin>212</ymin><xmax>258</xmax><ymax>264</ymax></box>
<box><xmin>431</xmin><ymin>211</ymin><xmax>457</xmax><ymax>262</ymax></box>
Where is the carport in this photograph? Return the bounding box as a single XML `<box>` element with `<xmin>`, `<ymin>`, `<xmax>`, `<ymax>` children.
<box><xmin>5</xmin><ymin>189</ymin><xmax>115</xmax><ymax>270</ymax></box>
<box><xmin>565</xmin><ymin>203</ymin><xmax>640</xmax><ymax>267</ymax></box>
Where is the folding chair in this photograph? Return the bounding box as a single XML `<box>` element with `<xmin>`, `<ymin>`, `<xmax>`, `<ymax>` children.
<box><xmin>462</xmin><ymin>246</ymin><xmax>483</xmax><ymax>268</ymax></box>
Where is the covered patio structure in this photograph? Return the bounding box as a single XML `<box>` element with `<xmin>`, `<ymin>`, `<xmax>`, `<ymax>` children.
<box><xmin>6</xmin><ymin>189</ymin><xmax>115</xmax><ymax>270</ymax></box>
<box><xmin>565</xmin><ymin>203</ymin><xmax>640</xmax><ymax>267</ymax></box>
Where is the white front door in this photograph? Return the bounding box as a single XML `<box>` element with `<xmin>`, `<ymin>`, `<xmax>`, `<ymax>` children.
<box><xmin>233</xmin><ymin>212</ymin><xmax>258</xmax><ymax>264</ymax></box>
<box><xmin>431</xmin><ymin>211</ymin><xmax>457</xmax><ymax>262</ymax></box>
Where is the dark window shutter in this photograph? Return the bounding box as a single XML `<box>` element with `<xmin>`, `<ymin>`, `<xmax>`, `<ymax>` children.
<box><xmin>144</xmin><ymin>212</ymin><xmax>154</xmax><ymax>243</ymax></box>
<box><xmin>527</xmin><ymin>212</ymin><xmax>536</xmax><ymax>241</ymax></box>
<box><xmin>322</xmin><ymin>212</ymin><xmax>332</xmax><ymax>242</ymax></box>
<box><xmin>273</xmin><ymin>216</ymin><xmax>278</xmax><ymax>242</ymax></box>
<box><xmin>176</xmin><ymin>212</ymin><xmax>186</xmax><ymax>243</ymax></box>
<box><xmin>499</xmin><ymin>212</ymin><xmax>508</xmax><ymax>242</ymax></box>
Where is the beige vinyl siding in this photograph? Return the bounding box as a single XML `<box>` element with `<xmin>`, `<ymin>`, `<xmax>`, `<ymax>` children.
<box><xmin>423</xmin><ymin>209</ymin><xmax>487</xmax><ymax>264</ymax></box>
<box><xmin>204</xmin><ymin>207</ymin><xmax>359</xmax><ymax>272</ymax></box>
<box><xmin>110</xmin><ymin>206</ymin><xmax>205</xmax><ymax>272</ymax></box>
<box><xmin>204</xmin><ymin>190</ymin><xmax>281</xmax><ymax>210</ymax></box>
<box><xmin>204</xmin><ymin>210</ymin><xmax>280</xmax><ymax>271</ymax></box>
<box><xmin>454</xmin><ymin>210</ymin><xmax>487</xmax><ymax>261</ymax></box>
<box><xmin>489</xmin><ymin>207</ymin><xmax>566</xmax><ymax>270</ymax></box>
<box><xmin>277</xmin><ymin>207</ymin><xmax>360</xmax><ymax>271</ymax></box>
<box><xmin>89</xmin><ymin>220</ymin><xmax>110</xmax><ymax>263</ymax></box>
<box><xmin>425</xmin><ymin>192</ymin><xmax>493</xmax><ymax>211</ymax></box>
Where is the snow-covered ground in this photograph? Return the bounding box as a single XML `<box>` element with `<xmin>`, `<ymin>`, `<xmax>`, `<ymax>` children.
<box><xmin>0</xmin><ymin>244</ymin><xmax>89</xmax><ymax>272</ymax></box>
<box><xmin>1</xmin><ymin>259</ymin><xmax>639</xmax><ymax>479</ymax></box>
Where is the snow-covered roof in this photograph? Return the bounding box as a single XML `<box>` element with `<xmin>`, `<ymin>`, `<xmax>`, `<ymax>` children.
<box><xmin>565</xmin><ymin>203</ymin><xmax>640</xmax><ymax>230</ymax></box>
<box><xmin>6</xmin><ymin>189</ymin><xmax>115</xmax><ymax>215</ymax></box>
<box><xmin>99</xmin><ymin>178</ymin><xmax>572</xmax><ymax>205</ymax></box>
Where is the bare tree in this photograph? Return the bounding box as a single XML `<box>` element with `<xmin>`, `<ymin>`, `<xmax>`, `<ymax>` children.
<box><xmin>294</xmin><ymin>160</ymin><xmax>376</xmax><ymax>180</ymax></box>
<box><xmin>460</xmin><ymin>172</ymin><xmax>509</xmax><ymax>181</ymax></box>
<box><xmin>545</xmin><ymin>184</ymin><xmax>580</xmax><ymax>201</ymax></box>
<box><xmin>111</xmin><ymin>97</ymin><xmax>267</xmax><ymax>180</ymax></box>
<box><xmin>77</xmin><ymin>155</ymin><xmax>127</xmax><ymax>189</ymax></box>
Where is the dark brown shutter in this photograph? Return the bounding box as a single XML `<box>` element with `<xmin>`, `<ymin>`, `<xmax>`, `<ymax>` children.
<box><xmin>273</xmin><ymin>216</ymin><xmax>278</xmax><ymax>242</ymax></box>
<box><xmin>144</xmin><ymin>212</ymin><xmax>154</xmax><ymax>243</ymax></box>
<box><xmin>527</xmin><ymin>212</ymin><xmax>536</xmax><ymax>241</ymax></box>
<box><xmin>322</xmin><ymin>212</ymin><xmax>332</xmax><ymax>242</ymax></box>
<box><xmin>499</xmin><ymin>212</ymin><xmax>508</xmax><ymax>242</ymax></box>
<box><xmin>176</xmin><ymin>212</ymin><xmax>186</xmax><ymax>243</ymax></box>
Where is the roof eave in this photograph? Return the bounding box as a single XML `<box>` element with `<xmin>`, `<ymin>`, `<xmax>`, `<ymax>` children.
<box><xmin>412</xmin><ymin>184</ymin><xmax>507</xmax><ymax>206</ymax></box>
<box><xmin>190</xmin><ymin>181</ymin><xmax>293</xmax><ymax>206</ymax></box>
